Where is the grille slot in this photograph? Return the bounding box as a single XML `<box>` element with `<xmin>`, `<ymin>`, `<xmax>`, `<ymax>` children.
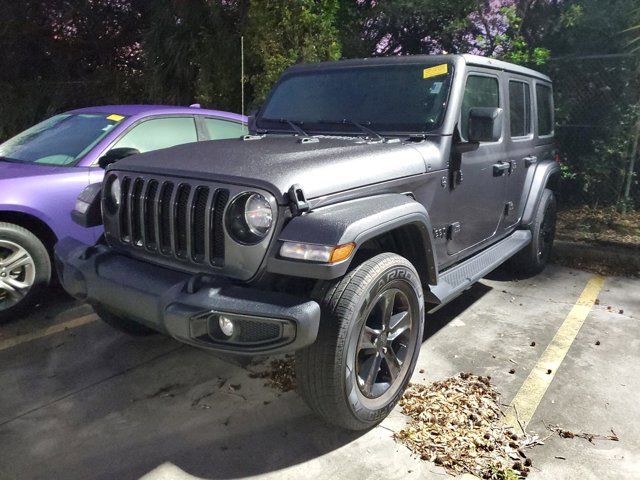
<box><xmin>211</xmin><ymin>189</ymin><xmax>229</xmax><ymax>266</ymax></box>
<box><xmin>119</xmin><ymin>177</ymin><xmax>131</xmax><ymax>242</ymax></box>
<box><xmin>192</xmin><ymin>187</ymin><xmax>209</xmax><ymax>262</ymax></box>
<box><xmin>174</xmin><ymin>184</ymin><xmax>191</xmax><ymax>259</ymax></box>
<box><xmin>159</xmin><ymin>182</ymin><xmax>174</xmax><ymax>254</ymax></box>
<box><xmin>143</xmin><ymin>180</ymin><xmax>159</xmax><ymax>250</ymax></box>
<box><xmin>114</xmin><ymin>175</ymin><xmax>229</xmax><ymax>267</ymax></box>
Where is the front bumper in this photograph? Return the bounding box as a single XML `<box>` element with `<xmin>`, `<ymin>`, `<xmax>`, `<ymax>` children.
<box><xmin>54</xmin><ymin>238</ymin><xmax>321</xmax><ymax>355</ymax></box>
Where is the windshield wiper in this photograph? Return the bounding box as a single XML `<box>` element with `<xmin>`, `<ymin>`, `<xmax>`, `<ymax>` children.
<box><xmin>341</xmin><ymin>119</ymin><xmax>385</xmax><ymax>142</ymax></box>
<box><xmin>279</xmin><ymin>118</ymin><xmax>312</xmax><ymax>138</ymax></box>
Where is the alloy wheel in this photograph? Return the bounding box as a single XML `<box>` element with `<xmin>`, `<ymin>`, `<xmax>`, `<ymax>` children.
<box><xmin>356</xmin><ymin>287</ymin><xmax>417</xmax><ymax>399</ymax></box>
<box><xmin>0</xmin><ymin>240</ymin><xmax>36</xmax><ymax>311</ymax></box>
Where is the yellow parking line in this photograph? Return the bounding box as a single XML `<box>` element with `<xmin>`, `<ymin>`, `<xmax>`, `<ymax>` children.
<box><xmin>0</xmin><ymin>314</ymin><xmax>98</xmax><ymax>352</ymax></box>
<box><xmin>504</xmin><ymin>274</ymin><xmax>605</xmax><ymax>431</ymax></box>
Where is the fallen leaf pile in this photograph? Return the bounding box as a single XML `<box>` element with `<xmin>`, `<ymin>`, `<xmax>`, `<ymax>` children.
<box><xmin>248</xmin><ymin>356</ymin><xmax>296</xmax><ymax>392</ymax></box>
<box><xmin>394</xmin><ymin>373</ymin><xmax>533</xmax><ymax>479</ymax></box>
<box><xmin>557</xmin><ymin>207</ymin><xmax>640</xmax><ymax>246</ymax></box>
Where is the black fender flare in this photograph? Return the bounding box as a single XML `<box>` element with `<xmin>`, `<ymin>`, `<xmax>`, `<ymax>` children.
<box><xmin>521</xmin><ymin>161</ymin><xmax>560</xmax><ymax>227</ymax></box>
<box><xmin>266</xmin><ymin>193</ymin><xmax>438</xmax><ymax>283</ymax></box>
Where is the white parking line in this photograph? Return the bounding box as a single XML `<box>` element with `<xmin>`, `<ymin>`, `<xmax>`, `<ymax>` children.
<box><xmin>0</xmin><ymin>314</ymin><xmax>98</xmax><ymax>352</ymax></box>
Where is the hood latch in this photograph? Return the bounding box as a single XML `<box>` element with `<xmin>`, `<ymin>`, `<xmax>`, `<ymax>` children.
<box><xmin>287</xmin><ymin>184</ymin><xmax>310</xmax><ymax>216</ymax></box>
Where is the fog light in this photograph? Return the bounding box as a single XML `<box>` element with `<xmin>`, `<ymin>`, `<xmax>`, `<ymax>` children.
<box><xmin>218</xmin><ymin>316</ymin><xmax>235</xmax><ymax>337</ymax></box>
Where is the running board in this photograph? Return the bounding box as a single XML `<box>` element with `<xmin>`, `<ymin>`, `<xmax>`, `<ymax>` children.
<box><xmin>427</xmin><ymin>230</ymin><xmax>532</xmax><ymax>312</ymax></box>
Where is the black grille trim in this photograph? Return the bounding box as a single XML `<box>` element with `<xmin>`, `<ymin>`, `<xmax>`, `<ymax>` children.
<box><xmin>114</xmin><ymin>176</ymin><xmax>229</xmax><ymax>267</ymax></box>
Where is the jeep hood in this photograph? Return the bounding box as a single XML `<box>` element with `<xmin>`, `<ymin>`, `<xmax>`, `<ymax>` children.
<box><xmin>111</xmin><ymin>135</ymin><xmax>434</xmax><ymax>203</ymax></box>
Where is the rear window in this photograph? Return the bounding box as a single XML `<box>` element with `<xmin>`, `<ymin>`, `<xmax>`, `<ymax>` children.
<box><xmin>536</xmin><ymin>84</ymin><xmax>554</xmax><ymax>136</ymax></box>
<box><xmin>509</xmin><ymin>81</ymin><xmax>532</xmax><ymax>138</ymax></box>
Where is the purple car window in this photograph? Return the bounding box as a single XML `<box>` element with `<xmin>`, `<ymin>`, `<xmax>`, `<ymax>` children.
<box><xmin>203</xmin><ymin>118</ymin><xmax>248</xmax><ymax>140</ymax></box>
<box><xmin>110</xmin><ymin>117</ymin><xmax>197</xmax><ymax>154</ymax></box>
<box><xmin>0</xmin><ymin>113</ymin><xmax>126</xmax><ymax>166</ymax></box>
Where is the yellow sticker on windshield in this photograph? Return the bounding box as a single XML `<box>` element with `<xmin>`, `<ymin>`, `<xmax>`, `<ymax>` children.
<box><xmin>423</xmin><ymin>64</ymin><xmax>448</xmax><ymax>79</ymax></box>
<box><xmin>106</xmin><ymin>114</ymin><xmax>124</xmax><ymax>122</ymax></box>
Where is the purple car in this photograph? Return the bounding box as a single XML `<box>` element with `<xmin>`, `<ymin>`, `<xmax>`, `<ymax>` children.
<box><xmin>0</xmin><ymin>105</ymin><xmax>246</xmax><ymax>320</ymax></box>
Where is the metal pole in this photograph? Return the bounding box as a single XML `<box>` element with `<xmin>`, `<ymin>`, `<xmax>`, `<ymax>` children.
<box><xmin>241</xmin><ymin>36</ymin><xmax>245</xmax><ymax>119</ymax></box>
<box><xmin>623</xmin><ymin>113</ymin><xmax>640</xmax><ymax>212</ymax></box>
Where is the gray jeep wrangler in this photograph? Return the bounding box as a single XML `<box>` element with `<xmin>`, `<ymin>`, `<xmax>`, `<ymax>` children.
<box><xmin>56</xmin><ymin>54</ymin><xmax>559</xmax><ymax>431</ymax></box>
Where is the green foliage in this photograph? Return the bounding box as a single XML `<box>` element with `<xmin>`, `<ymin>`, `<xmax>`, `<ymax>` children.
<box><xmin>0</xmin><ymin>0</ymin><xmax>637</xmax><ymax>212</ymax></box>
<box><xmin>246</xmin><ymin>0</ymin><xmax>341</xmax><ymax>105</ymax></box>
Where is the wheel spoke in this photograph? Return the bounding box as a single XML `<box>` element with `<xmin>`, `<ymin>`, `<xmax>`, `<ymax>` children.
<box><xmin>0</xmin><ymin>279</ymin><xmax>27</xmax><ymax>301</ymax></box>
<box><xmin>362</xmin><ymin>353</ymin><xmax>383</xmax><ymax>395</ymax></box>
<box><xmin>380</xmin><ymin>290</ymin><xmax>396</xmax><ymax>329</ymax></box>
<box><xmin>358</xmin><ymin>326</ymin><xmax>379</xmax><ymax>352</ymax></box>
<box><xmin>0</xmin><ymin>248</ymin><xmax>30</xmax><ymax>271</ymax></box>
<box><xmin>388</xmin><ymin>311</ymin><xmax>410</xmax><ymax>341</ymax></box>
<box><xmin>383</xmin><ymin>348</ymin><xmax>402</xmax><ymax>382</ymax></box>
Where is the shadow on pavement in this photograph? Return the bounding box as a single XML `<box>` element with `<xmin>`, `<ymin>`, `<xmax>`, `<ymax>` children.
<box><xmin>423</xmin><ymin>282</ymin><xmax>492</xmax><ymax>341</ymax></box>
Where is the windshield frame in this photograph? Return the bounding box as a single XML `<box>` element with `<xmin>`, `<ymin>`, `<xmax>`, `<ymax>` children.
<box><xmin>0</xmin><ymin>112</ymin><xmax>128</xmax><ymax>168</ymax></box>
<box><xmin>256</xmin><ymin>60</ymin><xmax>456</xmax><ymax>137</ymax></box>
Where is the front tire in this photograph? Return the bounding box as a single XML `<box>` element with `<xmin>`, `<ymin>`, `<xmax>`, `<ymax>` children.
<box><xmin>509</xmin><ymin>188</ymin><xmax>557</xmax><ymax>275</ymax></box>
<box><xmin>296</xmin><ymin>253</ymin><xmax>424</xmax><ymax>431</ymax></box>
<box><xmin>0</xmin><ymin>222</ymin><xmax>51</xmax><ymax>322</ymax></box>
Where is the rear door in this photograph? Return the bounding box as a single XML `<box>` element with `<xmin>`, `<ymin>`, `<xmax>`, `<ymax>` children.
<box><xmin>503</xmin><ymin>76</ymin><xmax>535</xmax><ymax>230</ymax></box>
<box><xmin>446</xmin><ymin>71</ymin><xmax>508</xmax><ymax>257</ymax></box>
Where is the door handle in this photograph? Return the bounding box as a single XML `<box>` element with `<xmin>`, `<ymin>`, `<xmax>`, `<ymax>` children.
<box><xmin>524</xmin><ymin>155</ymin><xmax>538</xmax><ymax>167</ymax></box>
<box><xmin>493</xmin><ymin>162</ymin><xmax>510</xmax><ymax>176</ymax></box>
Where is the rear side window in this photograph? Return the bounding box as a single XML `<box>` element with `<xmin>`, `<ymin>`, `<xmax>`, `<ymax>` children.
<box><xmin>509</xmin><ymin>81</ymin><xmax>531</xmax><ymax>137</ymax></box>
<box><xmin>536</xmin><ymin>84</ymin><xmax>554</xmax><ymax>136</ymax></box>
<box><xmin>112</xmin><ymin>117</ymin><xmax>197</xmax><ymax>153</ymax></box>
<box><xmin>203</xmin><ymin>118</ymin><xmax>247</xmax><ymax>140</ymax></box>
<box><xmin>461</xmin><ymin>75</ymin><xmax>500</xmax><ymax>140</ymax></box>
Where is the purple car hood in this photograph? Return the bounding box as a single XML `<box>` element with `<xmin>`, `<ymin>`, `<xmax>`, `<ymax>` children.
<box><xmin>0</xmin><ymin>162</ymin><xmax>59</xmax><ymax>180</ymax></box>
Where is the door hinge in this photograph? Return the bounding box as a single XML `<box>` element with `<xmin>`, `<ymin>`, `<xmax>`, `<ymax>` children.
<box><xmin>504</xmin><ymin>201</ymin><xmax>515</xmax><ymax>216</ymax></box>
<box><xmin>287</xmin><ymin>184</ymin><xmax>310</xmax><ymax>216</ymax></box>
<box><xmin>447</xmin><ymin>222</ymin><xmax>462</xmax><ymax>240</ymax></box>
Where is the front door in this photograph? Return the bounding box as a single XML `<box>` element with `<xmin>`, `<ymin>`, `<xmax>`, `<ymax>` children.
<box><xmin>446</xmin><ymin>72</ymin><xmax>508</xmax><ymax>257</ymax></box>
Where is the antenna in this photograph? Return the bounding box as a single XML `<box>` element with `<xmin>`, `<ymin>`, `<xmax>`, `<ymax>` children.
<box><xmin>241</xmin><ymin>35</ymin><xmax>245</xmax><ymax>119</ymax></box>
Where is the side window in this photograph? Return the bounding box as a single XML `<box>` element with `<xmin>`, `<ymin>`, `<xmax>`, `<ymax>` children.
<box><xmin>112</xmin><ymin>117</ymin><xmax>197</xmax><ymax>153</ymax></box>
<box><xmin>536</xmin><ymin>84</ymin><xmax>554</xmax><ymax>136</ymax></box>
<box><xmin>203</xmin><ymin>118</ymin><xmax>247</xmax><ymax>140</ymax></box>
<box><xmin>460</xmin><ymin>75</ymin><xmax>500</xmax><ymax>140</ymax></box>
<box><xmin>509</xmin><ymin>80</ymin><xmax>532</xmax><ymax>137</ymax></box>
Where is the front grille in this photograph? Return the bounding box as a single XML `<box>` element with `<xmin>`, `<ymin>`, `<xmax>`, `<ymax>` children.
<box><xmin>112</xmin><ymin>175</ymin><xmax>230</xmax><ymax>267</ymax></box>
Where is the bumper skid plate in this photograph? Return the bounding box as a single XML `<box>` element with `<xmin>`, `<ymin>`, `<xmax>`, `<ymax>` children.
<box><xmin>55</xmin><ymin>237</ymin><xmax>321</xmax><ymax>354</ymax></box>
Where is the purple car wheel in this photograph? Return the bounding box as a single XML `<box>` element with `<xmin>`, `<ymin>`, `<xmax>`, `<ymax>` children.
<box><xmin>0</xmin><ymin>222</ymin><xmax>51</xmax><ymax>321</ymax></box>
<box><xmin>0</xmin><ymin>240</ymin><xmax>36</xmax><ymax>308</ymax></box>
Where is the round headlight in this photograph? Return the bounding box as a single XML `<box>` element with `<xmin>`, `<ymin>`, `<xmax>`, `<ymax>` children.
<box><xmin>244</xmin><ymin>193</ymin><xmax>273</xmax><ymax>236</ymax></box>
<box><xmin>110</xmin><ymin>177</ymin><xmax>121</xmax><ymax>208</ymax></box>
<box><xmin>226</xmin><ymin>192</ymin><xmax>273</xmax><ymax>244</ymax></box>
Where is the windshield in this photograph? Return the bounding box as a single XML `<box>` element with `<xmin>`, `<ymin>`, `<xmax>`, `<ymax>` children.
<box><xmin>258</xmin><ymin>63</ymin><xmax>453</xmax><ymax>135</ymax></box>
<box><xmin>0</xmin><ymin>113</ymin><xmax>126</xmax><ymax>166</ymax></box>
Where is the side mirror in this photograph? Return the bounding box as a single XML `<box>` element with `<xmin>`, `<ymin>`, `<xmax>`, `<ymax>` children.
<box><xmin>98</xmin><ymin>147</ymin><xmax>140</xmax><ymax>169</ymax></box>
<box><xmin>468</xmin><ymin>107</ymin><xmax>503</xmax><ymax>143</ymax></box>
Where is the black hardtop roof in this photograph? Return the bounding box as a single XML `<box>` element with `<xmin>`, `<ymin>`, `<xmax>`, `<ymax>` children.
<box><xmin>285</xmin><ymin>54</ymin><xmax>551</xmax><ymax>83</ymax></box>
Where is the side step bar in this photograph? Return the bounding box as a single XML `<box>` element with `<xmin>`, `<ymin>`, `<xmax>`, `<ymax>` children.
<box><xmin>426</xmin><ymin>230</ymin><xmax>532</xmax><ymax>312</ymax></box>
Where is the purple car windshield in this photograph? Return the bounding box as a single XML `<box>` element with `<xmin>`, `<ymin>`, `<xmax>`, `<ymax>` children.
<box><xmin>0</xmin><ymin>113</ymin><xmax>127</xmax><ymax>166</ymax></box>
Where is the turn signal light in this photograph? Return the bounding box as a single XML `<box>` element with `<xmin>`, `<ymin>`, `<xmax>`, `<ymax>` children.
<box><xmin>280</xmin><ymin>242</ymin><xmax>356</xmax><ymax>264</ymax></box>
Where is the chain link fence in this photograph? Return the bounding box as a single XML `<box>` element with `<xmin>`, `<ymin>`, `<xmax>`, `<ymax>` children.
<box><xmin>542</xmin><ymin>54</ymin><xmax>640</xmax><ymax>211</ymax></box>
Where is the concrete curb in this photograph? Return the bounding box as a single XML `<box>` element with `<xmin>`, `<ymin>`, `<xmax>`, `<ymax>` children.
<box><xmin>552</xmin><ymin>240</ymin><xmax>640</xmax><ymax>275</ymax></box>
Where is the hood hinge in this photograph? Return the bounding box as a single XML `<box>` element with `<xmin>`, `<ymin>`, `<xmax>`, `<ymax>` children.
<box><xmin>287</xmin><ymin>184</ymin><xmax>310</xmax><ymax>216</ymax></box>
